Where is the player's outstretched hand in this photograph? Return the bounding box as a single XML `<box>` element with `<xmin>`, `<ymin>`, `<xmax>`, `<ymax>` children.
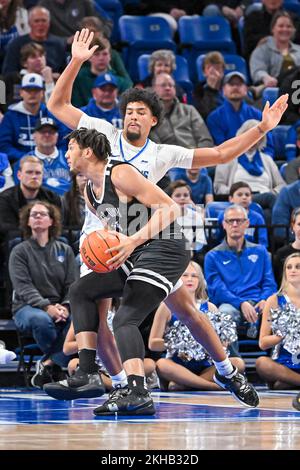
<box><xmin>71</xmin><ymin>29</ymin><xmax>99</xmax><ymax>63</ymax></box>
<box><xmin>260</xmin><ymin>94</ymin><xmax>288</xmax><ymax>132</ymax></box>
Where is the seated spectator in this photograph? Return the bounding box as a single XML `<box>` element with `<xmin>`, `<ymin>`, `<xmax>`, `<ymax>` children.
<box><xmin>2</xmin><ymin>6</ymin><xmax>67</xmax><ymax>74</ymax></box>
<box><xmin>169</xmin><ymin>169</ymin><xmax>213</xmax><ymax>206</ymax></box>
<box><xmin>151</xmin><ymin>73</ymin><xmax>213</xmax><ymax>148</ymax></box>
<box><xmin>2</xmin><ymin>42</ymin><xmax>56</xmax><ymax>109</ymax></box>
<box><xmin>135</xmin><ymin>49</ymin><xmax>186</xmax><ymax>103</ymax></box>
<box><xmin>279</xmin><ymin>66</ymin><xmax>300</xmax><ymax>125</ymax></box>
<box><xmin>285</xmin><ymin>120</ymin><xmax>300</xmax><ymax>163</ymax></box>
<box><xmin>204</xmin><ymin>204</ymin><xmax>277</xmax><ymax>355</ymax></box>
<box><xmin>0</xmin><ymin>152</ymin><xmax>14</xmax><ymax>193</ymax></box>
<box><xmin>0</xmin><ymin>0</ymin><xmax>29</xmax><ymax>69</ymax></box>
<box><xmin>9</xmin><ymin>200</ymin><xmax>79</xmax><ymax>389</ymax></box>
<box><xmin>214</xmin><ymin>119</ymin><xmax>285</xmax><ymax>222</ymax></box>
<box><xmin>0</xmin><ymin>155</ymin><xmax>61</xmax><ymax>241</ymax></box>
<box><xmin>38</xmin><ymin>0</ymin><xmax>112</xmax><ymax>43</ymax></box>
<box><xmin>167</xmin><ymin>180</ymin><xmax>207</xmax><ymax>254</ymax></box>
<box><xmin>149</xmin><ymin>261</ymin><xmax>245</xmax><ymax>391</ymax></box>
<box><xmin>193</xmin><ymin>51</ymin><xmax>225</xmax><ymax>121</ymax></box>
<box><xmin>80</xmin><ymin>16</ymin><xmax>132</xmax><ymax>91</ymax></box>
<box><xmin>0</xmin><ymin>340</ymin><xmax>16</xmax><ymax>364</ymax></box>
<box><xmin>217</xmin><ymin>182</ymin><xmax>268</xmax><ymax>248</ymax></box>
<box><xmin>273</xmin><ymin>208</ymin><xmax>300</xmax><ymax>286</ymax></box>
<box><xmin>250</xmin><ymin>11</ymin><xmax>300</xmax><ymax>88</ymax></box>
<box><xmin>0</xmin><ymin>73</ymin><xmax>67</xmax><ymax>163</ymax></box>
<box><xmin>272</xmin><ymin>178</ymin><xmax>300</xmax><ymax>242</ymax></box>
<box><xmin>13</xmin><ymin>117</ymin><xmax>71</xmax><ymax>195</ymax></box>
<box><xmin>72</xmin><ymin>37</ymin><xmax>133</xmax><ymax>107</ymax></box>
<box><xmin>256</xmin><ymin>253</ymin><xmax>300</xmax><ymax>389</ymax></box>
<box><xmin>207</xmin><ymin>72</ymin><xmax>275</xmax><ymax>159</ymax></box>
<box><xmin>81</xmin><ymin>73</ymin><xmax>122</xmax><ymax>129</ymax></box>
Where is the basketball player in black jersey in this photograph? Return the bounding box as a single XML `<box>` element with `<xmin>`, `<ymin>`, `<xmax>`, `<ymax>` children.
<box><xmin>52</xmin><ymin>127</ymin><xmax>260</xmax><ymax>415</ymax></box>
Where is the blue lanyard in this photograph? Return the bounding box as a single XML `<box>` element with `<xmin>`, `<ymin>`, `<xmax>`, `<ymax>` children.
<box><xmin>119</xmin><ymin>135</ymin><xmax>149</xmax><ymax>163</ymax></box>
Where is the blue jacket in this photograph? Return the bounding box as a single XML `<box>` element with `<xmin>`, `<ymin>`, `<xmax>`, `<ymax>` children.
<box><xmin>13</xmin><ymin>148</ymin><xmax>71</xmax><ymax>196</ymax></box>
<box><xmin>206</xmin><ymin>99</ymin><xmax>274</xmax><ymax>159</ymax></box>
<box><xmin>166</xmin><ymin>168</ymin><xmax>212</xmax><ymax>204</ymax></box>
<box><xmin>218</xmin><ymin>209</ymin><xmax>268</xmax><ymax>247</ymax></box>
<box><xmin>81</xmin><ymin>99</ymin><xmax>123</xmax><ymax>129</ymax></box>
<box><xmin>272</xmin><ymin>180</ymin><xmax>300</xmax><ymax>239</ymax></box>
<box><xmin>285</xmin><ymin>120</ymin><xmax>300</xmax><ymax>162</ymax></box>
<box><xmin>0</xmin><ymin>102</ymin><xmax>68</xmax><ymax>161</ymax></box>
<box><xmin>204</xmin><ymin>239</ymin><xmax>277</xmax><ymax>309</ymax></box>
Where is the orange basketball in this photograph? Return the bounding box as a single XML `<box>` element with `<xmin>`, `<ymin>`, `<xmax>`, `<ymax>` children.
<box><xmin>80</xmin><ymin>230</ymin><xmax>120</xmax><ymax>273</ymax></box>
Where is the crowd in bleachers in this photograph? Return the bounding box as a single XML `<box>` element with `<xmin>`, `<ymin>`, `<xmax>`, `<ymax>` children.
<box><xmin>1</xmin><ymin>0</ymin><xmax>300</xmax><ymax>396</ymax></box>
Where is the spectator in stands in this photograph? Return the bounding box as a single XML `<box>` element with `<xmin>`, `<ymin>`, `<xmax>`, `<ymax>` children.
<box><xmin>217</xmin><ymin>181</ymin><xmax>268</xmax><ymax>248</ymax></box>
<box><xmin>0</xmin><ymin>155</ymin><xmax>61</xmax><ymax>240</ymax></box>
<box><xmin>2</xmin><ymin>6</ymin><xmax>67</xmax><ymax>74</ymax></box>
<box><xmin>80</xmin><ymin>73</ymin><xmax>122</xmax><ymax>129</ymax></box>
<box><xmin>244</xmin><ymin>0</ymin><xmax>300</xmax><ymax>60</ymax></box>
<box><xmin>207</xmin><ymin>72</ymin><xmax>275</xmax><ymax>159</ymax></box>
<box><xmin>2</xmin><ymin>42</ymin><xmax>56</xmax><ymax>109</ymax></box>
<box><xmin>0</xmin><ymin>73</ymin><xmax>66</xmax><ymax>163</ymax></box>
<box><xmin>0</xmin><ymin>152</ymin><xmax>14</xmax><ymax>193</ymax></box>
<box><xmin>250</xmin><ymin>11</ymin><xmax>300</xmax><ymax>88</ymax></box>
<box><xmin>256</xmin><ymin>253</ymin><xmax>300</xmax><ymax>389</ymax></box>
<box><xmin>273</xmin><ymin>208</ymin><xmax>300</xmax><ymax>286</ymax></box>
<box><xmin>38</xmin><ymin>0</ymin><xmax>112</xmax><ymax>43</ymax></box>
<box><xmin>149</xmin><ymin>261</ymin><xmax>245</xmax><ymax>391</ymax></box>
<box><xmin>9</xmin><ymin>200</ymin><xmax>79</xmax><ymax>389</ymax></box>
<box><xmin>151</xmin><ymin>73</ymin><xmax>213</xmax><ymax>148</ymax></box>
<box><xmin>72</xmin><ymin>36</ymin><xmax>133</xmax><ymax>107</ymax></box>
<box><xmin>272</xmin><ymin>178</ymin><xmax>300</xmax><ymax>242</ymax></box>
<box><xmin>167</xmin><ymin>180</ymin><xmax>207</xmax><ymax>254</ymax></box>
<box><xmin>204</xmin><ymin>204</ymin><xmax>277</xmax><ymax>355</ymax></box>
<box><xmin>193</xmin><ymin>51</ymin><xmax>225</xmax><ymax>121</ymax></box>
<box><xmin>213</xmin><ymin>119</ymin><xmax>285</xmax><ymax>222</ymax></box>
<box><xmin>285</xmin><ymin>121</ymin><xmax>300</xmax><ymax>164</ymax></box>
<box><xmin>0</xmin><ymin>0</ymin><xmax>29</xmax><ymax>69</ymax></box>
<box><xmin>171</xmin><ymin>169</ymin><xmax>213</xmax><ymax>206</ymax></box>
<box><xmin>80</xmin><ymin>16</ymin><xmax>131</xmax><ymax>87</ymax></box>
<box><xmin>135</xmin><ymin>49</ymin><xmax>186</xmax><ymax>103</ymax></box>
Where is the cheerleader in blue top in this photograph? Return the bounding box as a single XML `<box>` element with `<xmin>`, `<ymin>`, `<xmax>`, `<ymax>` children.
<box><xmin>149</xmin><ymin>261</ymin><xmax>245</xmax><ymax>391</ymax></box>
<box><xmin>257</xmin><ymin>253</ymin><xmax>300</xmax><ymax>390</ymax></box>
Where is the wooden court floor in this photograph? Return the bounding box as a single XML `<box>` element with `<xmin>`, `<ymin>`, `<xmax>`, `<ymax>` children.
<box><xmin>0</xmin><ymin>387</ymin><xmax>300</xmax><ymax>450</ymax></box>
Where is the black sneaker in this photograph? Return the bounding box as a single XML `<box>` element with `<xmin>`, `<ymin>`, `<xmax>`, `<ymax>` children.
<box><xmin>43</xmin><ymin>367</ymin><xmax>105</xmax><ymax>400</ymax></box>
<box><xmin>93</xmin><ymin>387</ymin><xmax>155</xmax><ymax>416</ymax></box>
<box><xmin>214</xmin><ymin>366</ymin><xmax>259</xmax><ymax>408</ymax></box>
<box><xmin>292</xmin><ymin>392</ymin><xmax>300</xmax><ymax>411</ymax></box>
<box><xmin>31</xmin><ymin>360</ymin><xmax>53</xmax><ymax>389</ymax></box>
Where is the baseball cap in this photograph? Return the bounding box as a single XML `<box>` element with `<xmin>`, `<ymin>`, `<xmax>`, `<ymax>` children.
<box><xmin>21</xmin><ymin>73</ymin><xmax>44</xmax><ymax>90</ymax></box>
<box><xmin>223</xmin><ymin>71</ymin><xmax>247</xmax><ymax>85</ymax></box>
<box><xmin>93</xmin><ymin>73</ymin><xmax>118</xmax><ymax>89</ymax></box>
<box><xmin>34</xmin><ymin>117</ymin><xmax>59</xmax><ymax>132</ymax></box>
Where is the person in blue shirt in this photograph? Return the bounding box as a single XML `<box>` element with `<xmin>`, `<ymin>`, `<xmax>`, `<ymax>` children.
<box><xmin>80</xmin><ymin>72</ymin><xmax>122</xmax><ymax>129</ymax></box>
<box><xmin>207</xmin><ymin>71</ymin><xmax>275</xmax><ymax>159</ymax></box>
<box><xmin>272</xmin><ymin>179</ymin><xmax>300</xmax><ymax>242</ymax></box>
<box><xmin>168</xmin><ymin>168</ymin><xmax>213</xmax><ymax>205</ymax></box>
<box><xmin>0</xmin><ymin>73</ymin><xmax>67</xmax><ymax>163</ymax></box>
<box><xmin>13</xmin><ymin>117</ymin><xmax>72</xmax><ymax>196</ymax></box>
<box><xmin>285</xmin><ymin>120</ymin><xmax>300</xmax><ymax>163</ymax></box>
<box><xmin>205</xmin><ymin>204</ymin><xmax>277</xmax><ymax>355</ymax></box>
<box><xmin>218</xmin><ymin>181</ymin><xmax>268</xmax><ymax>247</ymax></box>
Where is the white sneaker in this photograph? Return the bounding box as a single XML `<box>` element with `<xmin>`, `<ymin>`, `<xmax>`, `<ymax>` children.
<box><xmin>0</xmin><ymin>347</ymin><xmax>16</xmax><ymax>364</ymax></box>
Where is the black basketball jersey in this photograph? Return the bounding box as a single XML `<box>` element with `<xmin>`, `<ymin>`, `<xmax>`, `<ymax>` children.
<box><xmin>85</xmin><ymin>158</ymin><xmax>182</xmax><ymax>239</ymax></box>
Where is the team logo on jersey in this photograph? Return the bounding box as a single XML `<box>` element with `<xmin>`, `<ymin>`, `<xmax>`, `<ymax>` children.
<box><xmin>248</xmin><ymin>254</ymin><xmax>258</xmax><ymax>263</ymax></box>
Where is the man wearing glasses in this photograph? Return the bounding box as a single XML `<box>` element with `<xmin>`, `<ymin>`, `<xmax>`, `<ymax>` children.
<box><xmin>204</xmin><ymin>204</ymin><xmax>277</xmax><ymax>356</ymax></box>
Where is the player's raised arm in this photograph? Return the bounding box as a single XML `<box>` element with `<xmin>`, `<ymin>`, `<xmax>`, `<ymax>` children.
<box><xmin>191</xmin><ymin>94</ymin><xmax>288</xmax><ymax>168</ymax></box>
<box><xmin>48</xmin><ymin>29</ymin><xmax>99</xmax><ymax>129</ymax></box>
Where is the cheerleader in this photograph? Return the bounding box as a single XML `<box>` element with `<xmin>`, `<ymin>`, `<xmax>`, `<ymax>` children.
<box><xmin>257</xmin><ymin>253</ymin><xmax>300</xmax><ymax>389</ymax></box>
<box><xmin>149</xmin><ymin>261</ymin><xmax>245</xmax><ymax>391</ymax></box>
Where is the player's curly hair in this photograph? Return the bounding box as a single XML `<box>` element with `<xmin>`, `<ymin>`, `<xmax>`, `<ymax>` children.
<box><xmin>67</xmin><ymin>128</ymin><xmax>112</xmax><ymax>161</ymax></box>
<box><xmin>119</xmin><ymin>88</ymin><xmax>163</xmax><ymax>127</ymax></box>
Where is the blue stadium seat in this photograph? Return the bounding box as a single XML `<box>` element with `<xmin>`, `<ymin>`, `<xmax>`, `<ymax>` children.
<box><xmin>93</xmin><ymin>0</ymin><xmax>123</xmax><ymax>44</ymax></box>
<box><xmin>262</xmin><ymin>87</ymin><xmax>279</xmax><ymax>107</ymax></box>
<box><xmin>205</xmin><ymin>201</ymin><xmax>230</xmax><ymax>219</ymax></box>
<box><xmin>137</xmin><ymin>54</ymin><xmax>194</xmax><ymax>102</ymax></box>
<box><xmin>283</xmin><ymin>1</ymin><xmax>300</xmax><ymax>15</ymax></box>
<box><xmin>119</xmin><ymin>16</ymin><xmax>176</xmax><ymax>82</ymax></box>
<box><xmin>178</xmin><ymin>15</ymin><xmax>236</xmax><ymax>82</ymax></box>
<box><xmin>272</xmin><ymin>125</ymin><xmax>291</xmax><ymax>161</ymax></box>
<box><xmin>196</xmin><ymin>53</ymin><xmax>249</xmax><ymax>83</ymax></box>
<box><xmin>280</xmin><ymin>162</ymin><xmax>288</xmax><ymax>181</ymax></box>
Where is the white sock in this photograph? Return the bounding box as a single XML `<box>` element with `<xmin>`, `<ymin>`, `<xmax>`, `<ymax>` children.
<box><xmin>213</xmin><ymin>358</ymin><xmax>234</xmax><ymax>377</ymax></box>
<box><xmin>111</xmin><ymin>369</ymin><xmax>128</xmax><ymax>388</ymax></box>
